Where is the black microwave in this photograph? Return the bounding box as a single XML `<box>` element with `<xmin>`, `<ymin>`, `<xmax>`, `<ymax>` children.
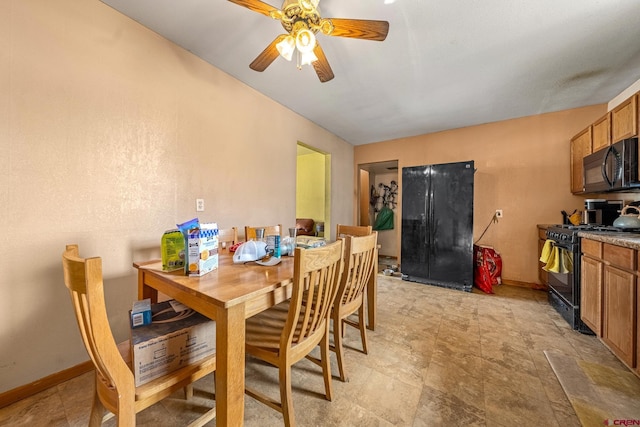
<box><xmin>583</xmin><ymin>137</ymin><xmax>640</xmax><ymax>193</ymax></box>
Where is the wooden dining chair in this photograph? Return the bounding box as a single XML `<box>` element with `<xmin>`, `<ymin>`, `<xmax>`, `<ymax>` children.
<box><xmin>245</xmin><ymin>224</ymin><xmax>282</xmax><ymax>241</ymax></box>
<box><xmin>62</xmin><ymin>244</ymin><xmax>217</xmax><ymax>426</ymax></box>
<box><xmin>335</xmin><ymin>224</ymin><xmax>379</xmax><ymax>330</ymax></box>
<box><xmin>330</xmin><ymin>232</ymin><xmax>378</xmax><ymax>382</ymax></box>
<box><xmin>218</xmin><ymin>226</ymin><xmax>238</xmax><ymax>252</ymax></box>
<box><xmin>336</xmin><ymin>224</ymin><xmax>372</xmax><ymax>238</ymax></box>
<box><xmin>244</xmin><ymin>240</ymin><xmax>344</xmax><ymax>427</ymax></box>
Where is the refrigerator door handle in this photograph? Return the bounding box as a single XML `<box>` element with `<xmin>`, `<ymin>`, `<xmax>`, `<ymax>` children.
<box><xmin>423</xmin><ymin>191</ymin><xmax>428</xmax><ymax>245</ymax></box>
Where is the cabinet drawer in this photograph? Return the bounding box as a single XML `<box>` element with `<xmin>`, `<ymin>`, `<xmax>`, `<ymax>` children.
<box><xmin>582</xmin><ymin>239</ymin><xmax>602</xmax><ymax>258</ymax></box>
<box><xmin>604</xmin><ymin>243</ymin><xmax>636</xmax><ymax>270</ymax></box>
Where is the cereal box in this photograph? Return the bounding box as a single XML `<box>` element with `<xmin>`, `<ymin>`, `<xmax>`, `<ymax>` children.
<box><xmin>187</xmin><ymin>222</ymin><xmax>219</xmax><ymax>276</ymax></box>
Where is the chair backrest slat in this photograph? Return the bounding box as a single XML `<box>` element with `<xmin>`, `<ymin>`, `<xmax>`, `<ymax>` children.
<box><xmin>286</xmin><ymin>240</ymin><xmax>343</xmax><ymax>347</ymax></box>
<box><xmin>337</xmin><ymin>232</ymin><xmax>377</xmax><ymax>307</ymax></box>
<box><xmin>336</xmin><ymin>224</ymin><xmax>372</xmax><ymax>238</ymax></box>
<box><xmin>245</xmin><ymin>224</ymin><xmax>282</xmax><ymax>242</ymax></box>
<box><xmin>218</xmin><ymin>227</ymin><xmax>238</xmax><ymax>251</ymax></box>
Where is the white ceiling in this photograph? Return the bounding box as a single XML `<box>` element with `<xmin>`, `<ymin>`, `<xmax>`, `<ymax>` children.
<box><xmin>100</xmin><ymin>0</ymin><xmax>640</xmax><ymax>146</ymax></box>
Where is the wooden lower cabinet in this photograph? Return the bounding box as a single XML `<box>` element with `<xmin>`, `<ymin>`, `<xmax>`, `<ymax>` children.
<box><xmin>538</xmin><ymin>226</ymin><xmax>548</xmax><ymax>286</ymax></box>
<box><xmin>581</xmin><ymin>254</ymin><xmax>603</xmax><ymax>335</ymax></box>
<box><xmin>637</xmin><ymin>282</ymin><xmax>640</xmax><ymax>376</ymax></box>
<box><xmin>581</xmin><ymin>239</ymin><xmax>638</xmax><ymax>372</ymax></box>
<box><xmin>602</xmin><ymin>265</ymin><xmax>637</xmax><ymax>368</ymax></box>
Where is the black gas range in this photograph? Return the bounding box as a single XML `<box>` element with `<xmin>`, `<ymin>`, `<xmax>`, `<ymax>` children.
<box><xmin>548</xmin><ymin>224</ymin><xmax>640</xmax><ymax>236</ymax></box>
<box><xmin>543</xmin><ymin>224</ymin><xmax>637</xmax><ymax>334</ymax></box>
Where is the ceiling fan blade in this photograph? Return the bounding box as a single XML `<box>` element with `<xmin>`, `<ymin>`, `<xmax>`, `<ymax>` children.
<box><xmin>326</xmin><ymin>18</ymin><xmax>389</xmax><ymax>41</ymax></box>
<box><xmin>312</xmin><ymin>43</ymin><xmax>334</xmax><ymax>83</ymax></box>
<box><xmin>249</xmin><ymin>34</ymin><xmax>287</xmax><ymax>72</ymax></box>
<box><xmin>227</xmin><ymin>0</ymin><xmax>277</xmax><ymax>17</ymax></box>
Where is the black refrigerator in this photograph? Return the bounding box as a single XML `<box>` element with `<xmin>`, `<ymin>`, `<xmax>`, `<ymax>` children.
<box><xmin>401</xmin><ymin>161</ymin><xmax>474</xmax><ymax>292</ymax></box>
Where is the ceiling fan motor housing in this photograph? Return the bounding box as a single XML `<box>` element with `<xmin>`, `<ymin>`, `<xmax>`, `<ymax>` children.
<box><xmin>279</xmin><ymin>0</ymin><xmax>325</xmax><ymax>35</ymax></box>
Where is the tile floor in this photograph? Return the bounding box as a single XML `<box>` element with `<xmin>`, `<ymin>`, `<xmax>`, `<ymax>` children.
<box><xmin>0</xmin><ymin>275</ymin><xmax>625</xmax><ymax>426</ymax></box>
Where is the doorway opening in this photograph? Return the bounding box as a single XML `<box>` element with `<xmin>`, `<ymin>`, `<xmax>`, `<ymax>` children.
<box><xmin>358</xmin><ymin>160</ymin><xmax>399</xmax><ymax>269</ymax></box>
<box><xmin>296</xmin><ymin>143</ymin><xmax>331</xmax><ymax>239</ymax></box>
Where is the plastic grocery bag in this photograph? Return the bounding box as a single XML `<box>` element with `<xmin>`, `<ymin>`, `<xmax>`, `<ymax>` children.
<box><xmin>473</xmin><ymin>245</ymin><xmax>503</xmax><ymax>294</ymax></box>
<box><xmin>373</xmin><ymin>206</ymin><xmax>394</xmax><ymax>230</ymax></box>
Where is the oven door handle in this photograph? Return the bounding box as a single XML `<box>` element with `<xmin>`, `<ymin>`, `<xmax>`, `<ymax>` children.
<box><xmin>602</xmin><ymin>145</ymin><xmax>615</xmax><ymax>187</ymax></box>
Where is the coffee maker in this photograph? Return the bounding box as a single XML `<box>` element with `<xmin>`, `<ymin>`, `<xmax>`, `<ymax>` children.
<box><xmin>583</xmin><ymin>199</ymin><xmax>623</xmax><ymax>226</ymax></box>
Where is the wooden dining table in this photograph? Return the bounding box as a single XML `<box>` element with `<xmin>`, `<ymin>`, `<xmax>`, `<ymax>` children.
<box><xmin>133</xmin><ymin>253</ymin><xmax>295</xmax><ymax>426</ymax></box>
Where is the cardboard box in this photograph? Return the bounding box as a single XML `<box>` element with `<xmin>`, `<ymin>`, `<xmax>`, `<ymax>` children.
<box><xmin>130</xmin><ymin>298</ymin><xmax>152</xmax><ymax>328</ymax></box>
<box><xmin>131</xmin><ymin>300</ymin><xmax>216</xmax><ymax>387</ymax></box>
<box><xmin>187</xmin><ymin>222</ymin><xmax>219</xmax><ymax>276</ymax></box>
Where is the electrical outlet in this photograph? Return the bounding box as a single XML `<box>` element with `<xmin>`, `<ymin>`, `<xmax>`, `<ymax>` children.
<box><xmin>495</xmin><ymin>209</ymin><xmax>503</xmax><ymax>218</ymax></box>
<box><xmin>196</xmin><ymin>198</ymin><xmax>205</xmax><ymax>212</ymax></box>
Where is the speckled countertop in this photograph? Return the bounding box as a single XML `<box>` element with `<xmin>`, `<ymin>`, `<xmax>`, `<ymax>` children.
<box><xmin>578</xmin><ymin>231</ymin><xmax>640</xmax><ymax>250</ymax></box>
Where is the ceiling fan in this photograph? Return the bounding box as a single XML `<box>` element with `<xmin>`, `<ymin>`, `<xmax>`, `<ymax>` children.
<box><xmin>228</xmin><ymin>0</ymin><xmax>389</xmax><ymax>83</ymax></box>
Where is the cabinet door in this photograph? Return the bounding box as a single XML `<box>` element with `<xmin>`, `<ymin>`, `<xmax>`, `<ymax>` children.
<box><xmin>592</xmin><ymin>113</ymin><xmax>611</xmax><ymax>152</ymax></box>
<box><xmin>581</xmin><ymin>255</ymin><xmax>603</xmax><ymax>335</ymax></box>
<box><xmin>602</xmin><ymin>265</ymin><xmax>637</xmax><ymax>368</ymax></box>
<box><xmin>570</xmin><ymin>127</ymin><xmax>592</xmax><ymax>194</ymax></box>
<box><xmin>611</xmin><ymin>96</ymin><xmax>638</xmax><ymax>141</ymax></box>
<box><xmin>538</xmin><ymin>237</ymin><xmax>548</xmax><ymax>286</ymax></box>
<box><xmin>637</xmin><ymin>276</ymin><xmax>640</xmax><ymax>376</ymax></box>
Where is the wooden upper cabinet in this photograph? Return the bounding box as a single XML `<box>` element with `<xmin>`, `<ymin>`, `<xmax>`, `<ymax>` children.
<box><xmin>592</xmin><ymin>113</ymin><xmax>611</xmax><ymax>152</ymax></box>
<box><xmin>611</xmin><ymin>95</ymin><xmax>638</xmax><ymax>141</ymax></box>
<box><xmin>570</xmin><ymin>126</ymin><xmax>592</xmax><ymax>194</ymax></box>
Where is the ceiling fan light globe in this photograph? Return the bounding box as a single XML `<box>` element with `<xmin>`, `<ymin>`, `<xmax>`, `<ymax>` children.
<box><xmin>300</xmin><ymin>50</ymin><xmax>318</xmax><ymax>66</ymax></box>
<box><xmin>295</xmin><ymin>28</ymin><xmax>316</xmax><ymax>53</ymax></box>
<box><xmin>276</xmin><ymin>36</ymin><xmax>295</xmax><ymax>61</ymax></box>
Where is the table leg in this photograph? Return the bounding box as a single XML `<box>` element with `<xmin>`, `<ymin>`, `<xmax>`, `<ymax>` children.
<box><xmin>137</xmin><ymin>269</ymin><xmax>158</xmax><ymax>302</ymax></box>
<box><xmin>366</xmin><ymin>245</ymin><xmax>379</xmax><ymax>331</ymax></box>
<box><xmin>366</xmin><ymin>272</ymin><xmax>377</xmax><ymax>331</ymax></box>
<box><xmin>215</xmin><ymin>303</ymin><xmax>246</xmax><ymax>426</ymax></box>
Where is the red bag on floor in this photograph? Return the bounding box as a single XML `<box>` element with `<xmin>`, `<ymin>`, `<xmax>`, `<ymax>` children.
<box><xmin>473</xmin><ymin>245</ymin><xmax>503</xmax><ymax>294</ymax></box>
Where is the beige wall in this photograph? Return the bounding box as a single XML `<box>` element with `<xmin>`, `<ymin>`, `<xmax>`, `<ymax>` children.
<box><xmin>354</xmin><ymin>105</ymin><xmax>607</xmax><ymax>285</ymax></box>
<box><xmin>0</xmin><ymin>0</ymin><xmax>354</xmax><ymax>393</ymax></box>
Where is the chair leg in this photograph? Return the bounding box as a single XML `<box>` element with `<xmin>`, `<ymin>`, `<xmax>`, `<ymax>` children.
<box><xmin>183</xmin><ymin>384</ymin><xmax>194</xmax><ymax>399</ymax></box>
<box><xmin>333</xmin><ymin>314</ymin><xmax>347</xmax><ymax>382</ymax></box>
<box><xmin>358</xmin><ymin>304</ymin><xmax>369</xmax><ymax>355</ymax></box>
<box><xmin>279</xmin><ymin>364</ymin><xmax>295</xmax><ymax>427</ymax></box>
<box><xmin>116</xmin><ymin>395</ymin><xmax>136</xmax><ymax>426</ymax></box>
<box><xmin>88</xmin><ymin>390</ymin><xmax>105</xmax><ymax>427</ymax></box>
<box><xmin>320</xmin><ymin>326</ymin><xmax>334</xmax><ymax>401</ymax></box>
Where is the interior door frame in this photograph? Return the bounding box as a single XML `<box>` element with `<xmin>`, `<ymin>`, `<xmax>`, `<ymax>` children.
<box><xmin>296</xmin><ymin>142</ymin><xmax>331</xmax><ymax>238</ymax></box>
